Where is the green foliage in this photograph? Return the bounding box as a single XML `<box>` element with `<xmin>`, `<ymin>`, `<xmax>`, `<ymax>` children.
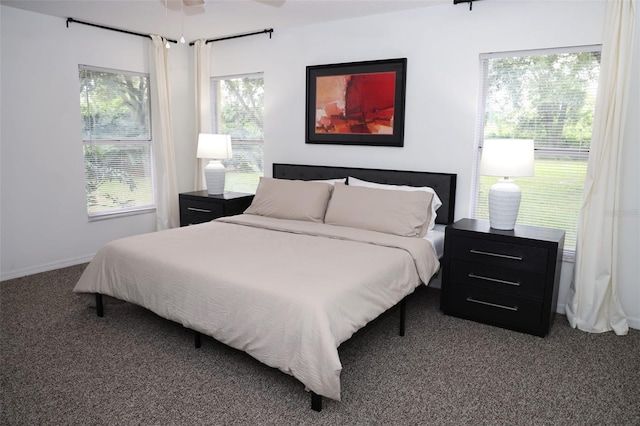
<box><xmin>218</xmin><ymin>77</ymin><xmax>264</xmax><ymax>140</ymax></box>
<box><xmin>485</xmin><ymin>51</ymin><xmax>600</xmax><ymax>149</ymax></box>
<box><xmin>224</xmin><ymin>142</ymin><xmax>264</xmax><ymax>173</ymax></box>
<box><xmin>84</xmin><ymin>145</ymin><xmax>139</xmax><ymax>208</ymax></box>
<box><xmin>79</xmin><ymin>69</ymin><xmax>150</xmax><ymax>140</ymax></box>
<box><xmin>214</xmin><ymin>76</ymin><xmax>265</xmax><ymax>181</ymax></box>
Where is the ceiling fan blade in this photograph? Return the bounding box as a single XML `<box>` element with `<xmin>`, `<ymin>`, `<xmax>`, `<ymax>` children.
<box><xmin>254</xmin><ymin>0</ymin><xmax>285</xmax><ymax>6</ymax></box>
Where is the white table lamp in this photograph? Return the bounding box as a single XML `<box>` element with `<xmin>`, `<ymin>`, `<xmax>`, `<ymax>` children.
<box><xmin>197</xmin><ymin>133</ymin><xmax>232</xmax><ymax>195</ymax></box>
<box><xmin>480</xmin><ymin>139</ymin><xmax>534</xmax><ymax>230</ymax></box>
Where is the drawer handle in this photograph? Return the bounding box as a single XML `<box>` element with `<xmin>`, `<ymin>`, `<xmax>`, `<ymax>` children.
<box><xmin>187</xmin><ymin>207</ymin><xmax>212</xmax><ymax>213</ymax></box>
<box><xmin>468</xmin><ymin>273</ymin><xmax>520</xmax><ymax>287</ymax></box>
<box><xmin>466</xmin><ymin>297</ymin><xmax>519</xmax><ymax>311</ymax></box>
<box><xmin>469</xmin><ymin>249</ymin><xmax>523</xmax><ymax>261</ymax></box>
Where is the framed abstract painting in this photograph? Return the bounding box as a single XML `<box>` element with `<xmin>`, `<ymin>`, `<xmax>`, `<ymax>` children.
<box><xmin>305</xmin><ymin>58</ymin><xmax>407</xmax><ymax>147</ymax></box>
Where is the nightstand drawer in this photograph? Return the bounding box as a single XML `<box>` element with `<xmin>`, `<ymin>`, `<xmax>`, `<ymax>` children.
<box><xmin>181</xmin><ymin>200</ymin><xmax>224</xmax><ymax>225</ymax></box>
<box><xmin>450</xmin><ymin>259</ymin><xmax>546</xmax><ymax>299</ymax></box>
<box><xmin>449</xmin><ymin>236</ymin><xmax>549</xmax><ymax>273</ymax></box>
<box><xmin>447</xmin><ymin>283</ymin><xmax>544</xmax><ymax>333</ymax></box>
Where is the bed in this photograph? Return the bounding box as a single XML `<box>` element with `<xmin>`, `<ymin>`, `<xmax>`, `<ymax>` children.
<box><xmin>74</xmin><ymin>163</ymin><xmax>456</xmax><ymax>411</ymax></box>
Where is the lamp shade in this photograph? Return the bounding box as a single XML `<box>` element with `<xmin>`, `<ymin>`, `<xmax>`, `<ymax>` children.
<box><xmin>480</xmin><ymin>139</ymin><xmax>534</xmax><ymax>178</ymax></box>
<box><xmin>196</xmin><ymin>133</ymin><xmax>232</xmax><ymax>160</ymax></box>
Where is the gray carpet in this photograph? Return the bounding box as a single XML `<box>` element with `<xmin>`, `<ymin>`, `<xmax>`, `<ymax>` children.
<box><xmin>1</xmin><ymin>264</ymin><xmax>639</xmax><ymax>425</ymax></box>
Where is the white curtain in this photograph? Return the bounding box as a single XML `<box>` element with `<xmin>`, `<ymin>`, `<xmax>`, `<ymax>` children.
<box><xmin>149</xmin><ymin>35</ymin><xmax>180</xmax><ymax>230</ymax></box>
<box><xmin>565</xmin><ymin>0</ymin><xmax>636</xmax><ymax>335</ymax></box>
<box><xmin>193</xmin><ymin>39</ymin><xmax>212</xmax><ymax>190</ymax></box>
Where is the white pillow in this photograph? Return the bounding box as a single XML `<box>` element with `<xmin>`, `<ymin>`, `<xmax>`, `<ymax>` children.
<box><xmin>311</xmin><ymin>178</ymin><xmax>347</xmax><ymax>185</ymax></box>
<box><xmin>348</xmin><ymin>176</ymin><xmax>442</xmax><ymax>231</ymax></box>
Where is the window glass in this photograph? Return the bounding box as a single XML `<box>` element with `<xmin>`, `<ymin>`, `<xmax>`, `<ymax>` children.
<box><xmin>79</xmin><ymin>66</ymin><xmax>155</xmax><ymax>218</ymax></box>
<box><xmin>211</xmin><ymin>74</ymin><xmax>264</xmax><ymax>193</ymax></box>
<box><xmin>472</xmin><ymin>47</ymin><xmax>601</xmax><ymax>261</ymax></box>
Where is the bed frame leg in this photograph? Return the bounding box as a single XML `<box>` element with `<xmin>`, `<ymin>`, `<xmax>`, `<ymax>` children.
<box><xmin>311</xmin><ymin>391</ymin><xmax>322</xmax><ymax>412</ymax></box>
<box><xmin>399</xmin><ymin>297</ymin><xmax>406</xmax><ymax>336</ymax></box>
<box><xmin>96</xmin><ymin>293</ymin><xmax>103</xmax><ymax>317</ymax></box>
<box><xmin>194</xmin><ymin>331</ymin><xmax>201</xmax><ymax>349</ymax></box>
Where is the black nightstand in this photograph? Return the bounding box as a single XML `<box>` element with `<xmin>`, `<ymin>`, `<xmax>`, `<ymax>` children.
<box><xmin>440</xmin><ymin>218</ymin><xmax>564</xmax><ymax>337</ymax></box>
<box><xmin>179</xmin><ymin>191</ymin><xmax>254</xmax><ymax>227</ymax></box>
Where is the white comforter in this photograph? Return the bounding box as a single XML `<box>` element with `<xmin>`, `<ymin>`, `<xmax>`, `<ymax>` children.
<box><xmin>74</xmin><ymin>214</ymin><xmax>439</xmax><ymax>400</ymax></box>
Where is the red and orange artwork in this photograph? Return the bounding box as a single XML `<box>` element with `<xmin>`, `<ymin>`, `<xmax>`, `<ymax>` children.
<box><xmin>315</xmin><ymin>72</ymin><xmax>396</xmax><ymax>135</ymax></box>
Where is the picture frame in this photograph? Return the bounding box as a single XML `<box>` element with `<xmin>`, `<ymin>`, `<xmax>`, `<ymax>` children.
<box><xmin>305</xmin><ymin>58</ymin><xmax>407</xmax><ymax>147</ymax></box>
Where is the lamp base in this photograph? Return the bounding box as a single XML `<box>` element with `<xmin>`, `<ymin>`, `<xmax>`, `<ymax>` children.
<box><xmin>488</xmin><ymin>178</ymin><xmax>521</xmax><ymax>230</ymax></box>
<box><xmin>204</xmin><ymin>160</ymin><xmax>226</xmax><ymax>195</ymax></box>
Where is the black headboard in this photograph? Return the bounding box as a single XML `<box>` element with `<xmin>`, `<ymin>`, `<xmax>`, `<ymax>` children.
<box><xmin>272</xmin><ymin>163</ymin><xmax>457</xmax><ymax>225</ymax></box>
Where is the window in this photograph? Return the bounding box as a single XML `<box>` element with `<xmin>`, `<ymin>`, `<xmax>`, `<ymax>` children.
<box><xmin>472</xmin><ymin>46</ymin><xmax>601</xmax><ymax>261</ymax></box>
<box><xmin>79</xmin><ymin>65</ymin><xmax>155</xmax><ymax>219</ymax></box>
<box><xmin>210</xmin><ymin>73</ymin><xmax>264</xmax><ymax>193</ymax></box>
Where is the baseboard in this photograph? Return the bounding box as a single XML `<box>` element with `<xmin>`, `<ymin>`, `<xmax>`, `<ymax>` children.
<box><xmin>1</xmin><ymin>254</ymin><xmax>95</xmax><ymax>282</ymax></box>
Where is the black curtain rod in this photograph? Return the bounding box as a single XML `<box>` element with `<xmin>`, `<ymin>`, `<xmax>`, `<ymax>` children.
<box><xmin>66</xmin><ymin>18</ymin><xmax>177</xmax><ymax>44</ymax></box>
<box><xmin>453</xmin><ymin>0</ymin><xmax>475</xmax><ymax>11</ymax></box>
<box><xmin>188</xmin><ymin>28</ymin><xmax>274</xmax><ymax>46</ymax></box>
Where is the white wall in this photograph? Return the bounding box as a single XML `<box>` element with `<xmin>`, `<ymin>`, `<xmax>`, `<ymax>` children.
<box><xmin>0</xmin><ymin>6</ymin><xmax>195</xmax><ymax>279</ymax></box>
<box><xmin>207</xmin><ymin>1</ymin><xmax>638</xmax><ymax>327</ymax></box>
<box><xmin>2</xmin><ymin>1</ymin><xmax>638</xmax><ymax>328</ymax></box>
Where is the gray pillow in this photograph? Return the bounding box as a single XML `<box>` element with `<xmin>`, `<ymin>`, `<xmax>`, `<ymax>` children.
<box><xmin>348</xmin><ymin>176</ymin><xmax>441</xmax><ymax>231</ymax></box>
<box><xmin>324</xmin><ymin>183</ymin><xmax>433</xmax><ymax>237</ymax></box>
<box><xmin>244</xmin><ymin>177</ymin><xmax>333</xmax><ymax>222</ymax></box>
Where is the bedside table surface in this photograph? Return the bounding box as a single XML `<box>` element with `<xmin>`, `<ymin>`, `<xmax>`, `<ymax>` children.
<box><xmin>450</xmin><ymin>218</ymin><xmax>565</xmax><ymax>245</ymax></box>
<box><xmin>179</xmin><ymin>190</ymin><xmax>253</xmax><ymax>200</ymax></box>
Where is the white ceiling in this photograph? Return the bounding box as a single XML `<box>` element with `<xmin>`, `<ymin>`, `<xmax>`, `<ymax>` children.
<box><xmin>1</xmin><ymin>0</ymin><xmax>449</xmax><ymax>44</ymax></box>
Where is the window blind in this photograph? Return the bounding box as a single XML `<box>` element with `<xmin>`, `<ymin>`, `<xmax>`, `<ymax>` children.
<box><xmin>472</xmin><ymin>46</ymin><xmax>601</xmax><ymax>261</ymax></box>
<box><xmin>210</xmin><ymin>73</ymin><xmax>264</xmax><ymax>194</ymax></box>
<box><xmin>79</xmin><ymin>65</ymin><xmax>155</xmax><ymax>218</ymax></box>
